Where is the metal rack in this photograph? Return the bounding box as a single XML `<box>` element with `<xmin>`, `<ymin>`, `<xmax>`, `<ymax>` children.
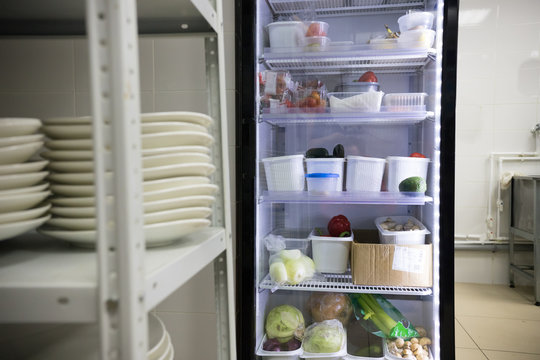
<box><xmin>259</xmin><ymin>191</ymin><xmax>433</xmax><ymax>204</ymax></box>
<box><xmin>0</xmin><ymin>0</ymin><xmax>236</xmax><ymax>359</ymax></box>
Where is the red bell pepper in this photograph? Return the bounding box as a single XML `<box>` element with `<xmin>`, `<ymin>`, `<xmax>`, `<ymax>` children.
<box><xmin>327</xmin><ymin>215</ymin><xmax>351</xmax><ymax>237</ymax></box>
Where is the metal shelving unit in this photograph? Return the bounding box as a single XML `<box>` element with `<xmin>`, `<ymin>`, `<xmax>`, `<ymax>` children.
<box><xmin>0</xmin><ymin>0</ymin><xmax>236</xmax><ymax>359</ymax></box>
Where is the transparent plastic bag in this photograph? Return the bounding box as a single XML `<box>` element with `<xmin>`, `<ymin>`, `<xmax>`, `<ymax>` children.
<box><xmin>302</xmin><ymin>319</ymin><xmax>345</xmax><ymax>354</ymax></box>
<box><xmin>307</xmin><ymin>292</ymin><xmax>353</xmax><ymax>326</ymax></box>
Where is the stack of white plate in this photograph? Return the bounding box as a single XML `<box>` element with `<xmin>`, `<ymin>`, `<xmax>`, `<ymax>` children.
<box><xmin>0</xmin><ymin>313</ymin><xmax>174</xmax><ymax>359</ymax></box>
<box><xmin>38</xmin><ymin>112</ymin><xmax>218</xmax><ymax>247</ymax></box>
<box><xmin>0</xmin><ymin>118</ymin><xmax>51</xmax><ymax>241</ymax></box>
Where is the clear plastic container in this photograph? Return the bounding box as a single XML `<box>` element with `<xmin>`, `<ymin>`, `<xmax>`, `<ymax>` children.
<box><xmin>262</xmin><ymin>155</ymin><xmax>305</xmax><ymax>192</ymax></box>
<box><xmin>267</xmin><ymin>21</ymin><xmax>306</xmax><ymax>51</ymax></box>
<box><xmin>345</xmin><ymin>156</ymin><xmax>386</xmax><ymax>192</ymax></box>
<box><xmin>305</xmin><ymin>21</ymin><xmax>329</xmax><ymax>37</ymax></box>
<box><xmin>397</xmin><ymin>29</ymin><xmax>436</xmax><ymax>49</ymax></box>
<box><xmin>333</xmin><ymin>82</ymin><xmax>380</xmax><ymax>93</ymax></box>
<box><xmin>328</xmin><ymin>92</ymin><xmax>384</xmax><ymax>112</ymax></box>
<box><xmin>309</xmin><ymin>229</ymin><xmax>353</xmax><ymax>273</ymax></box>
<box><xmin>306</xmin><ymin>173</ymin><xmax>340</xmax><ymax>194</ymax></box>
<box><xmin>374</xmin><ymin>216</ymin><xmax>430</xmax><ymax>245</ymax></box>
<box><xmin>383</xmin><ymin>93</ymin><xmax>427</xmax><ymax>112</ymax></box>
<box><xmin>264</xmin><ymin>228</ymin><xmax>312</xmax><ymax>257</ymax></box>
<box><xmin>305</xmin><ymin>158</ymin><xmax>345</xmax><ymax>191</ymax></box>
<box><xmin>368</xmin><ymin>38</ymin><xmax>398</xmax><ymax>50</ymax></box>
<box><xmin>257</xmin><ymin>334</ymin><xmax>302</xmax><ymax>360</ymax></box>
<box><xmin>386</xmin><ymin>156</ymin><xmax>430</xmax><ymax>192</ymax></box>
<box><xmin>398</xmin><ymin>12</ymin><xmax>434</xmax><ymax>32</ymax></box>
<box><xmin>305</xmin><ymin>36</ymin><xmax>330</xmax><ymax>52</ymax></box>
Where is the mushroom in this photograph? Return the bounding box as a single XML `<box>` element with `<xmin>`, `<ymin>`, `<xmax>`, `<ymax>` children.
<box><xmin>411</xmin><ymin>337</ymin><xmax>419</xmax><ymax>344</ymax></box>
<box><xmin>415</xmin><ymin>326</ymin><xmax>427</xmax><ymax>337</ymax></box>
<box><xmin>411</xmin><ymin>343</ymin><xmax>421</xmax><ymax>352</ymax></box>
<box><xmin>419</xmin><ymin>337</ymin><xmax>431</xmax><ymax>346</ymax></box>
<box><xmin>404</xmin><ymin>341</ymin><xmax>412</xmax><ymax>348</ymax></box>
<box><xmin>395</xmin><ymin>338</ymin><xmax>405</xmax><ymax>348</ymax></box>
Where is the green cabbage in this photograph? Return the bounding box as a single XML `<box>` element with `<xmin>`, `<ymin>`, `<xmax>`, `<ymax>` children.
<box><xmin>303</xmin><ymin>319</ymin><xmax>345</xmax><ymax>353</ymax></box>
<box><xmin>265</xmin><ymin>305</ymin><xmax>305</xmax><ymax>343</ymax></box>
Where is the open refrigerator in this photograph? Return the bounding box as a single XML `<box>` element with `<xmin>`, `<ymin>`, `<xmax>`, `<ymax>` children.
<box><xmin>236</xmin><ymin>0</ymin><xmax>457</xmax><ymax>359</ymax></box>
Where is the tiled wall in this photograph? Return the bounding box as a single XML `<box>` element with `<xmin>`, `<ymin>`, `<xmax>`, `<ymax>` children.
<box><xmin>455</xmin><ymin>0</ymin><xmax>540</xmax><ymax>283</ymax></box>
<box><xmin>0</xmin><ymin>12</ymin><xmax>235</xmax><ymax>359</ymax></box>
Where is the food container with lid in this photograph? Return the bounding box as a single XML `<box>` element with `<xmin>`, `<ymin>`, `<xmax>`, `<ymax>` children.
<box><xmin>375</xmin><ymin>216</ymin><xmax>430</xmax><ymax>245</ymax></box>
<box><xmin>267</xmin><ymin>21</ymin><xmax>306</xmax><ymax>51</ymax></box>
<box><xmin>306</xmin><ymin>173</ymin><xmax>340</xmax><ymax>194</ymax></box>
<box><xmin>334</xmin><ymin>82</ymin><xmax>380</xmax><ymax>93</ymax></box>
<box><xmin>305</xmin><ymin>36</ymin><xmax>330</xmax><ymax>52</ymax></box>
<box><xmin>397</xmin><ymin>29</ymin><xmax>436</xmax><ymax>49</ymax></box>
<box><xmin>398</xmin><ymin>12</ymin><xmax>434</xmax><ymax>32</ymax></box>
<box><xmin>305</xmin><ymin>158</ymin><xmax>345</xmax><ymax>191</ymax></box>
<box><xmin>328</xmin><ymin>92</ymin><xmax>384</xmax><ymax>112</ymax></box>
<box><xmin>262</xmin><ymin>155</ymin><xmax>305</xmax><ymax>191</ymax></box>
<box><xmin>304</xmin><ymin>21</ymin><xmax>329</xmax><ymax>37</ymax></box>
<box><xmin>345</xmin><ymin>156</ymin><xmax>386</xmax><ymax>192</ymax></box>
<box><xmin>383</xmin><ymin>93</ymin><xmax>427</xmax><ymax>112</ymax></box>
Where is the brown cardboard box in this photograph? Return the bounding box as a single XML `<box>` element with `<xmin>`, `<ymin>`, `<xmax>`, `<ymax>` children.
<box><xmin>351</xmin><ymin>230</ymin><xmax>432</xmax><ymax>287</ymax></box>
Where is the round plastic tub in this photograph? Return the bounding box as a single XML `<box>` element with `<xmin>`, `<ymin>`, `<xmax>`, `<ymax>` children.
<box><xmin>305</xmin><ymin>158</ymin><xmax>345</xmax><ymax>191</ymax></box>
<box><xmin>262</xmin><ymin>155</ymin><xmax>305</xmax><ymax>192</ymax></box>
<box><xmin>267</xmin><ymin>21</ymin><xmax>306</xmax><ymax>50</ymax></box>
<box><xmin>374</xmin><ymin>216</ymin><xmax>430</xmax><ymax>245</ymax></box>
<box><xmin>309</xmin><ymin>229</ymin><xmax>353</xmax><ymax>274</ymax></box>
<box><xmin>345</xmin><ymin>156</ymin><xmax>385</xmax><ymax>192</ymax></box>
<box><xmin>397</xmin><ymin>29</ymin><xmax>436</xmax><ymax>49</ymax></box>
<box><xmin>305</xmin><ymin>36</ymin><xmax>330</xmax><ymax>52</ymax></box>
<box><xmin>386</xmin><ymin>156</ymin><xmax>430</xmax><ymax>193</ymax></box>
<box><xmin>398</xmin><ymin>12</ymin><xmax>434</xmax><ymax>32</ymax></box>
<box><xmin>305</xmin><ymin>21</ymin><xmax>329</xmax><ymax>37</ymax></box>
<box><xmin>334</xmin><ymin>82</ymin><xmax>379</xmax><ymax>93</ymax></box>
<box><xmin>306</xmin><ymin>173</ymin><xmax>340</xmax><ymax>194</ymax></box>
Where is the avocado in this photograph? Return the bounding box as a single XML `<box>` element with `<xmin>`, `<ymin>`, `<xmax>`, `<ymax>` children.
<box><xmin>332</xmin><ymin>144</ymin><xmax>345</xmax><ymax>158</ymax></box>
<box><xmin>399</xmin><ymin>176</ymin><xmax>427</xmax><ymax>193</ymax></box>
<box><xmin>306</xmin><ymin>147</ymin><xmax>329</xmax><ymax>158</ymax></box>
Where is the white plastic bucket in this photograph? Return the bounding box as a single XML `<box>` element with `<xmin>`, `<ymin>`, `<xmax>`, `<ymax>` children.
<box><xmin>345</xmin><ymin>156</ymin><xmax>385</xmax><ymax>192</ymax></box>
<box><xmin>263</xmin><ymin>155</ymin><xmax>305</xmax><ymax>191</ymax></box>
<box><xmin>267</xmin><ymin>21</ymin><xmax>306</xmax><ymax>51</ymax></box>
<box><xmin>374</xmin><ymin>216</ymin><xmax>430</xmax><ymax>245</ymax></box>
<box><xmin>386</xmin><ymin>156</ymin><xmax>429</xmax><ymax>192</ymax></box>
<box><xmin>305</xmin><ymin>158</ymin><xmax>345</xmax><ymax>191</ymax></box>
<box><xmin>309</xmin><ymin>229</ymin><xmax>353</xmax><ymax>274</ymax></box>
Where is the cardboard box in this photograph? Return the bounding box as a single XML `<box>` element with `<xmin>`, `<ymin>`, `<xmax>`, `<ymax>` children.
<box><xmin>351</xmin><ymin>230</ymin><xmax>432</xmax><ymax>287</ymax></box>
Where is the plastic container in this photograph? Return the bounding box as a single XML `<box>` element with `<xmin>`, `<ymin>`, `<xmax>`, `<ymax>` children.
<box><xmin>328</xmin><ymin>92</ymin><xmax>384</xmax><ymax>112</ymax></box>
<box><xmin>305</xmin><ymin>158</ymin><xmax>345</xmax><ymax>191</ymax></box>
<box><xmin>257</xmin><ymin>334</ymin><xmax>302</xmax><ymax>360</ymax></box>
<box><xmin>306</xmin><ymin>173</ymin><xmax>340</xmax><ymax>194</ymax></box>
<box><xmin>397</xmin><ymin>29</ymin><xmax>436</xmax><ymax>49</ymax></box>
<box><xmin>267</xmin><ymin>21</ymin><xmax>306</xmax><ymax>51</ymax></box>
<box><xmin>264</xmin><ymin>228</ymin><xmax>312</xmax><ymax>256</ymax></box>
<box><xmin>305</xmin><ymin>36</ymin><xmax>330</xmax><ymax>52</ymax></box>
<box><xmin>383</xmin><ymin>93</ymin><xmax>427</xmax><ymax>112</ymax></box>
<box><xmin>345</xmin><ymin>156</ymin><xmax>386</xmax><ymax>192</ymax></box>
<box><xmin>383</xmin><ymin>339</ymin><xmax>433</xmax><ymax>360</ymax></box>
<box><xmin>374</xmin><ymin>216</ymin><xmax>430</xmax><ymax>245</ymax></box>
<box><xmin>309</xmin><ymin>229</ymin><xmax>353</xmax><ymax>273</ymax></box>
<box><xmin>398</xmin><ymin>12</ymin><xmax>434</xmax><ymax>32</ymax></box>
<box><xmin>262</xmin><ymin>155</ymin><xmax>305</xmax><ymax>192</ymax></box>
<box><xmin>305</xmin><ymin>21</ymin><xmax>329</xmax><ymax>37</ymax></box>
<box><xmin>386</xmin><ymin>156</ymin><xmax>430</xmax><ymax>192</ymax></box>
<box><xmin>333</xmin><ymin>82</ymin><xmax>380</xmax><ymax>93</ymax></box>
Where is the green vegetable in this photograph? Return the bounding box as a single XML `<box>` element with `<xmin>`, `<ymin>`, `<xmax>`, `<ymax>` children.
<box><xmin>399</xmin><ymin>176</ymin><xmax>427</xmax><ymax>193</ymax></box>
<box><xmin>303</xmin><ymin>319</ymin><xmax>344</xmax><ymax>353</ymax></box>
<box><xmin>265</xmin><ymin>305</ymin><xmax>305</xmax><ymax>343</ymax></box>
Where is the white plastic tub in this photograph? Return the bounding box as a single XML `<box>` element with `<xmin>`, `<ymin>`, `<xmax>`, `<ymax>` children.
<box><xmin>334</xmin><ymin>82</ymin><xmax>380</xmax><ymax>93</ymax></box>
<box><xmin>329</xmin><ymin>91</ymin><xmax>384</xmax><ymax>112</ymax></box>
<box><xmin>301</xmin><ymin>329</ymin><xmax>347</xmax><ymax>359</ymax></box>
<box><xmin>306</xmin><ymin>173</ymin><xmax>340</xmax><ymax>194</ymax></box>
<box><xmin>267</xmin><ymin>21</ymin><xmax>306</xmax><ymax>51</ymax></box>
<box><xmin>397</xmin><ymin>29</ymin><xmax>436</xmax><ymax>49</ymax></box>
<box><xmin>386</xmin><ymin>156</ymin><xmax>429</xmax><ymax>193</ymax></box>
<box><xmin>257</xmin><ymin>335</ymin><xmax>302</xmax><ymax>360</ymax></box>
<box><xmin>383</xmin><ymin>93</ymin><xmax>427</xmax><ymax>112</ymax></box>
<box><xmin>309</xmin><ymin>229</ymin><xmax>353</xmax><ymax>273</ymax></box>
<box><xmin>374</xmin><ymin>216</ymin><xmax>430</xmax><ymax>245</ymax></box>
<box><xmin>398</xmin><ymin>12</ymin><xmax>434</xmax><ymax>32</ymax></box>
<box><xmin>345</xmin><ymin>156</ymin><xmax>386</xmax><ymax>192</ymax></box>
<box><xmin>263</xmin><ymin>155</ymin><xmax>305</xmax><ymax>192</ymax></box>
<box><xmin>305</xmin><ymin>158</ymin><xmax>345</xmax><ymax>191</ymax></box>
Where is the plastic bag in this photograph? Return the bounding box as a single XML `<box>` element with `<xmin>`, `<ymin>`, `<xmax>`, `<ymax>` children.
<box><xmin>302</xmin><ymin>319</ymin><xmax>345</xmax><ymax>353</ymax></box>
<box><xmin>307</xmin><ymin>292</ymin><xmax>353</xmax><ymax>326</ymax></box>
<box><xmin>259</xmin><ymin>71</ymin><xmax>298</xmax><ymax>111</ymax></box>
<box><xmin>349</xmin><ymin>294</ymin><xmax>420</xmax><ymax>339</ymax></box>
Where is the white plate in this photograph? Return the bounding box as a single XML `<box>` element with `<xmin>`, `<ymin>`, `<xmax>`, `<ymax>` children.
<box><xmin>0</xmin><ymin>191</ymin><xmax>51</xmax><ymax>213</ymax></box>
<box><xmin>158</xmin><ymin>340</ymin><xmax>174</xmax><ymax>360</ymax></box>
<box><xmin>0</xmin><ymin>215</ymin><xmax>51</xmax><ymax>241</ymax></box>
<box><xmin>0</xmin><ymin>134</ymin><xmax>44</xmax><ymax>148</ymax></box>
<box><xmin>50</xmin><ymin>196</ymin><xmax>103</xmax><ymax>207</ymax></box>
<box><xmin>143</xmin><ymin>176</ymin><xmax>210</xmax><ymax>192</ymax></box>
<box><xmin>0</xmin><ymin>182</ymin><xmax>49</xmax><ymax>196</ymax></box>
<box><xmin>142</xmin><ymin>152</ymin><xmax>211</xmax><ymax>168</ymax></box>
<box><xmin>0</xmin><ymin>118</ymin><xmax>41</xmax><ymax>138</ymax></box>
<box><xmin>144</xmin><ymin>184</ymin><xmax>218</xmax><ymax>202</ymax></box>
<box><xmin>50</xmin><ymin>184</ymin><xmax>94</xmax><ymax>197</ymax></box>
<box><xmin>48</xmin><ymin>172</ymin><xmax>112</xmax><ymax>185</ymax></box>
<box><xmin>0</xmin><ymin>160</ymin><xmax>48</xmax><ymax>176</ymax></box>
<box><xmin>39</xmin><ymin>218</ymin><xmax>211</xmax><ymax>247</ymax></box>
<box><xmin>47</xmin><ymin>161</ymin><xmax>93</xmax><ymax>173</ymax></box>
<box><xmin>141</xmin><ymin>111</ymin><xmax>213</xmax><ymax>128</ymax></box>
<box><xmin>142</xmin><ymin>131</ymin><xmax>214</xmax><ymax>148</ymax></box>
<box><xmin>50</xmin><ymin>206</ymin><xmax>95</xmax><ymax>218</ymax></box>
<box><xmin>143</xmin><ymin>162</ymin><xmax>215</xmax><ymax>181</ymax></box>
<box><xmin>46</xmin><ymin>217</ymin><xmax>95</xmax><ymax>230</ymax></box>
<box><xmin>145</xmin><ymin>195</ymin><xmax>215</xmax><ymax>213</ymax></box>
<box><xmin>149</xmin><ymin>331</ymin><xmax>170</xmax><ymax>360</ymax></box>
<box><xmin>0</xmin><ymin>203</ymin><xmax>51</xmax><ymax>225</ymax></box>
<box><xmin>45</xmin><ymin>139</ymin><xmax>93</xmax><ymax>150</ymax></box>
<box><xmin>0</xmin><ymin>171</ymin><xmax>48</xmax><ymax>190</ymax></box>
<box><xmin>41</xmin><ymin>125</ymin><xmax>92</xmax><ymax>139</ymax></box>
<box><xmin>43</xmin><ymin>116</ymin><xmax>92</xmax><ymax>125</ymax></box>
<box><xmin>0</xmin><ymin>141</ymin><xmax>43</xmax><ymax>165</ymax></box>
<box><xmin>41</xmin><ymin>150</ymin><xmax>93</xmax><ymax>161</ymax></box>
<box><xmin>142</xmin><ymin>145</ymin><xmax>210</xmax><ymax>156</ymax></box>
<box><xmin>142</xmin><ymin>121</ymin><xmax>207</xmax><ymax>134</ymax></box>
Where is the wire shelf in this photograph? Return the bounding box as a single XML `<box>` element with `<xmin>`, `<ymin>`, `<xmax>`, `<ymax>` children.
<box><xmin>268</xmin><ymin>0</ymin><xmax>426</xmax><ymax>17</ymax></box>
<box><xmin>259</xmin><ymin>191</ymin><xmax>433</xmax><ymax>204</ymax></box>
<box><xmin>259</xmin><ymin>273</ymin><xmax>433</xmax><ymax>295</ymax></box>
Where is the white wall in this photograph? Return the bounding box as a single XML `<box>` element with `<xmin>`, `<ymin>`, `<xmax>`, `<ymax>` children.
<box><xmin>455</xmin><ymin>0</ymin><xmax>540</xmax><ymax>283</ymax></box>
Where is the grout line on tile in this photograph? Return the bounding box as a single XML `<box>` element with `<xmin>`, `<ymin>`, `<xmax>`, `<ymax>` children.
<box><xmin>455</xmin><ymin>317</ymin><xmax>483</xmax><ymax>350</ymax></box>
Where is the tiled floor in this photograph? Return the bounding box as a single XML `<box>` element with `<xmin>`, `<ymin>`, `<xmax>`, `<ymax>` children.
<box><xmin>455</xmin><ymin>283</ymin><xmax>540</xmax><ymax>359</ymax></box>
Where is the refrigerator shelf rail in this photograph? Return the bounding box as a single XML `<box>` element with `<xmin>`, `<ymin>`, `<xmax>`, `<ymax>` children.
<box><xmin>267</xmin><ymin>0</ymin><xmax>426</xmax><ymax>17</ymax></box>
<box><xmin>259</xmin><ymin>191</ymin><xmax>433</xmax><ymax>204</ymax></box>
<box><xmin>261</xmin><ymin>49</ymin><xmax>435</xmax><ymax>75</ymax></box>
<box><xmin>260</xmin><ymin>110</ymin><xmax>434</xmax><ymax>125</ymax></box>
<box><xmin>259</xmin><ymin>273</ymin><xmax>433</xmax><ymax>295</ymax></box>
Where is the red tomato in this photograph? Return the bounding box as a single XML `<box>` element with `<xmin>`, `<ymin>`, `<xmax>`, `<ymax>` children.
<box><xmin>358</xmin><ymin>71</ymin><xmax>378</xmax><ymax>83</ymax></box>
<box><xmin>410</xmin><ymin>152</ymin><xmax>426</xmax><ymax>158</ymax></box>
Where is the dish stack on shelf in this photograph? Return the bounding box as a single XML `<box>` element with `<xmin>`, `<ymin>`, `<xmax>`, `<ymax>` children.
<box><xmin>38</xmin><ymin>112</ymin><xmax>218</xmax><ymax>247</ymax></box>
<box><xmin>0</xmin><ymin>313</ymin><xmax>174</xmax><ymax>359</ymax></box>
<box><xmin>0</xmin><ymin>118</ymin><xmax>51</xmax><ymax>241</ymax></box>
